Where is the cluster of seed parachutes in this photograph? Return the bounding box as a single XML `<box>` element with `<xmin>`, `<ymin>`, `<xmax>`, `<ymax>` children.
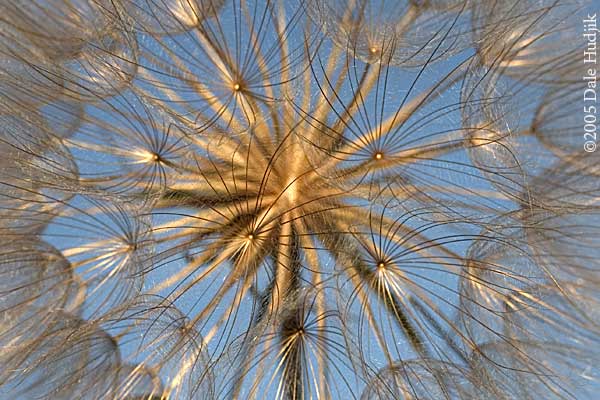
<box><xmin>0</xmin><ymin>0</ymin><xmax>597</xmax><ymax>399</ymax></box>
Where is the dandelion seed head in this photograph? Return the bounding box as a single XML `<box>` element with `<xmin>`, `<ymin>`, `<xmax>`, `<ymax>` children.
<box><xmin>0</xmin><ymin>0</ymin><xmax>598</xmax><ymax>399</ymax></box>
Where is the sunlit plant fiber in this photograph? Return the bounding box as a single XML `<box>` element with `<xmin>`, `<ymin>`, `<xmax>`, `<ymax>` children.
<box><xmin>0</xmin><ymin>0</ymin><xmax>598</xmax><ymax>399</ymax></box>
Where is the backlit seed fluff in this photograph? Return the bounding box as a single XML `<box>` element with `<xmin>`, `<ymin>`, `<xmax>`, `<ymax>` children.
<box><xmin>0</xmin><ymin>0</ymin><xmax>597</xmax><ymax>399</ymax></box>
